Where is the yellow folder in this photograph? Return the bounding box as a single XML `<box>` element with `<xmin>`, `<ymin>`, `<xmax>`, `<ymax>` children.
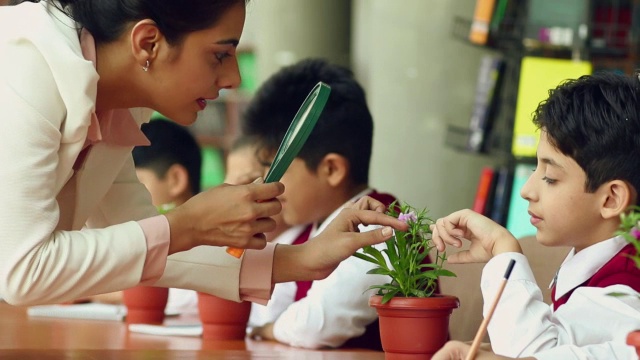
<box><xmin>512</xmin><ymin>57</ymin><xmax>592</xmax><ymax>157</ymax></box>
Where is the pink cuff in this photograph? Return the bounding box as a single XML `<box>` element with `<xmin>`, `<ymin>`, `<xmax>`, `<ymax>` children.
<box><xmin>137</xmin><ymin>215</ymin><xmax>170</xmax><ymax>285</ymax></box>
<box><xmin>239</xmin><ymin>242</ymin><xmax>276</xmax><ymax>305</ymax></box>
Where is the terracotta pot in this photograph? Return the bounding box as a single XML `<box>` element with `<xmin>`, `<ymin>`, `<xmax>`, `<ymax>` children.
<box><xmin>370</xmin><ymin>295</ymin><xmax>460</xmax><ymax>360</ymax></box>
<box><xmin>627</xmin><ymin>330</ymin><xmax>640</xmax><ymax>357</ymax></box>
<box><xmin>197</xmin><ymin>292</ymin><xmax>251</xmax><ymax>340</ymax></box>
<box><xmin>122</xmin><ymin>286</ymin><xmax>168</xmax><ymax>325</ymax></box>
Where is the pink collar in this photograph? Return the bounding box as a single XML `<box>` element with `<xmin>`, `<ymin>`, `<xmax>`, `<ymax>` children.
<box><xmin>79</xmin><ymin>28</ymin><xmax>150</xmax><ymax>147</ymax></box>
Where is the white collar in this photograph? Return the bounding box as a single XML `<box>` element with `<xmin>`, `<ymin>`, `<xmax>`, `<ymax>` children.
<box><xmin>553</xmin><ymin>235</ymin><xmax>628</xmax><ymax>299</ymax></box>
<box><xmin>272</xmin><ymin>224</ymin><xmax>308</xmax><ymax>245</ymax></box>
<box><xmin>310</xmin><ymin>188</ymin><xmax>373</xmax><ymax>238</ymax></box>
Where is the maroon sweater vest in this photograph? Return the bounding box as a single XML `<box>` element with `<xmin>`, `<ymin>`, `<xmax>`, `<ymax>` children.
<box><xmin>551</xmin><ymin>243</ymin><xmax>640</xmax><ymax>311</ymax></box>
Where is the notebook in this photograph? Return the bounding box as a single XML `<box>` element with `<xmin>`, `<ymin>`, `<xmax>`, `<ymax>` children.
<box><xmin>27</xmin><ymin>303</ymin><xmax>127</xmax><ymax>321</ymax></box>
<box><xmin>27</xmin><ymin>303</ymin><xmax>179</xmax><ymax>321</ymax></box>
<box><xmin>128</xmin><ymin>323</ymin><xmax>203</xmax><ymax>337</ymax></box>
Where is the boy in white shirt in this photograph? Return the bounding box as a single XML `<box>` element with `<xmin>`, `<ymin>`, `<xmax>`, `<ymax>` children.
<box><xmin>431</xmin><ymin>72</ymin><xmax>640</xmax><ymax>360</ymax></box>
<box><xmin>242</xmin><ymin>58</ymin><xmax>431</xmax><ymax>349</ymax></box>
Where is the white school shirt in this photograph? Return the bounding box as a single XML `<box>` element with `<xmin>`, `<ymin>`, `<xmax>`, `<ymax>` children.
<box><xmin>482</xmin><ymin>236</ymin><xmax>640</xmax><ymax>360</ymax></box>
<box><xmin>165</xmin><ymin>225</ymin><xmax>308</xmax><ymax>318</ymax></box>
<box><xmin>272</xmin><ymin>188</ymin><xmax>390</xmax><ymax>349</ymax></box>
<box><xmin>247</xmin><ymin>224</ymin><xmax>308</xmax><ymax>328</ymax></box>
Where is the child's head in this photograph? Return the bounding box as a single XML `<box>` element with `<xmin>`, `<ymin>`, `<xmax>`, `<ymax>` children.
<box><xmin>225</xmin><ymin>135</ymin><xmax>291</xmax><ymax>241</ymax></box>
<box><xmin>224</xmin><ymin>135</ymin><xmax>265</xmax><ymax>185</ymax></box>
<box><xmin>242</xmin><ymin>58</ymin><xmax>373</xmax><ymax>225</ymax></box>
<box><xmin>522</xmin><ymin>71</ymin><xmax>640</xmax><ymax>251</ymax></box>
<box><xmin>133</xmin><ymin>119</ymin><xmax>202</xmax><ymax>207</ymax></box>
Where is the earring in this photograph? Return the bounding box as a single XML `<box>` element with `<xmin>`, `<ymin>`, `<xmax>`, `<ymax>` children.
<box><xmin>142</xmin><ymin>60</ymin><xmax>150</xmax><ymax>72</ymax></box>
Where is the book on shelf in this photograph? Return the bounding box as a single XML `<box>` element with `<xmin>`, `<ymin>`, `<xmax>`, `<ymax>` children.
<box><xmin>467</xmin><ymin>54</ymin><xmax>504</xmax><ymax>153</ymax></box>
<box><xmin>469</xmin><ymin>0</ymin><xmax>497</xmax><ymax>45</ymax></box>
<box><xmin>488</xmin><ymin>166</ymin><xmax>512</xmax><ymax>225</ymax></box>
<box><xmin>506</xmin><ymin>163</ymin><xmax>537</xmax><ymax>239</ymax></box>
<box><xmin>489</xmin><ymin>0</ymin><xmax>510</xmax><ymax>35</ymax></box>
<box><xmin>472</xmin><ymin>166</ymin><xmax>496</xmax><ymax>215</ymax></box>
<box><xmin>512</xmin><ymin>57</ymin><xmax>592</xmax><ymax>158</ymax></box>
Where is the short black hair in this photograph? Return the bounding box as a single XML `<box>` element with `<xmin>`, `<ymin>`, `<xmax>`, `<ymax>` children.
<box><xmin>533</xmin><ymin>71</ymin><xmax>640</xmax><ymax>201</ymax></box>
<box><xmin>11</xmin><ymin>0</ymin><xmax>247</xmax><ymax>45</ymax></box>
<box><xmin>242</xmin><ymin>58</ymin><xmax>373</xmax><ymax>185</ymax></box>
<box><xmin>133</xmin><ymin>119</ymin><xmax>202</xmax><ymax>194</ymax></box>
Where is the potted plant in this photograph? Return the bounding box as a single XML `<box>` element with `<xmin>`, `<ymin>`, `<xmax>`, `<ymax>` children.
<box><xmin>354</xmin><ymin>201</ymin><xmax>459</xmax><ymax>360</ymax></box>
<box><xmin>614</xmin><ymin>206</ymin><xmax>640</xmax><ymax>356</ymax></box>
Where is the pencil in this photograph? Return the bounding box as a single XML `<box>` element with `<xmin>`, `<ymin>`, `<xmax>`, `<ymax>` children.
<box><xmin>465</xmin><ymin>258</ymin><xmax>516</xmax><ymax>360</ymax></box>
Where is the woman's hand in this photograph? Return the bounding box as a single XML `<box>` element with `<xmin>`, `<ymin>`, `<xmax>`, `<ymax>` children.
<box><xmin>431</xmin><ymin>209</ymin><xmax>521</xmax><ymax>264</ymax></box>
<box><xmin>433</xmin><ymin>341</ymin><xmax>525</xmax><ymax>360</ymax></box>
<box><xmin>164</xmin><ymin>180</ymin><xmax>284</xmax><ymax>254</ymax></box>
<box><xmin>271</xmin><ymin>196</ymin><xmax>409</xmax><ymax>283</ymax></box>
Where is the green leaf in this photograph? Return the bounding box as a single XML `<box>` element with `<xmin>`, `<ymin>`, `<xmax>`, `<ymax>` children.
<box><xmin>352</xmin><ymin>251</ymin><xmax>379</xmax><ymax>265</ymax></box>
<box><xmin>363</xmin><ymin>246</ymin><xmax>387</xmax><ymax>267</ymax></box>
<box><xmin>606</xmin><ymin>292</ymin><xmax>639</xmax><ymax>298</ymax></box>
<box><xmin>381</xmin><ymin>289</ymin><xmax>399</xmax><ymax>304</ymax></box>
<box><xmin>367</xmin><ymin>267</ymin><xmax>393</xmax><ymax>276</ymax></box>
<box><xmin>385</xmin><ymin>238</ymin><xmax>399</xmax><ymax>264</ymax></box>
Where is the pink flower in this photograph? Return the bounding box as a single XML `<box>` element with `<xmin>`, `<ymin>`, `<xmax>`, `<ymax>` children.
<box><xmin>631</xmin><ymin>227</ymin><xmax>640</xmax><ymax>240</ymax></box>
<box><xmin>398</xmin><ymin>211</ymin><xmax>417</xmax><ymax>223</ymax></box>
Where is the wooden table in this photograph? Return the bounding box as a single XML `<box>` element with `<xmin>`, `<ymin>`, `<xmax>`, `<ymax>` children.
<box><xmin>0</xmin><ymin>302</ymin><xmax>384</xmax><ymax>359</ymax></box>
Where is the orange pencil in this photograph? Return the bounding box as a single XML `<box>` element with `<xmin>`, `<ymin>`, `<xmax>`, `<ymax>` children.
<box><xmin>465</xmin><ymin>258</ymin><xmax>516</xmax><ymax>360</ymax></box>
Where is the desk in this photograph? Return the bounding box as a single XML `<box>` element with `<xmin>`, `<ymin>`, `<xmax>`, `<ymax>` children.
<box><xmin>0</xmin><ymin>302</ymin><xmax>384</xmax><ymax>359</ymax></box>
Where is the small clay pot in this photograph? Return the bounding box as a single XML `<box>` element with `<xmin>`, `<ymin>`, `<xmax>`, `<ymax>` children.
<box><xmin>370</xmin><ymin>295</ymin><xmax>460</xmax><ymax>360</ymax></box>
<box><xmin>122</xmin><ymin>286</ymin><xmax>168</xmax><ymax>325</ymax></box>
<box><xmin>197</xmin><ymin>292</ymin><xmax>251</xmax><ymax>340</ymax></box>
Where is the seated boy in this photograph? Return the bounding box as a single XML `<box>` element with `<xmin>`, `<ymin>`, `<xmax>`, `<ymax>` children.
<box><xmin>133</xmin><ymin>124</ymin><xmax>310</xmax><ymax>319</ymax></box>
<box><xmin>431</xmin><ymin>72</ymin><xmax>640</xmax><ymax>359</ymax></box>
<box><xmin>243</xmin><ymin>58</ymin><xmax>426</xmax><ymax>349</ymax></box>
<box><xmin>225</xmin><ymin>135</ymin><xmax>312</xmax><ymax>329</ymax></box>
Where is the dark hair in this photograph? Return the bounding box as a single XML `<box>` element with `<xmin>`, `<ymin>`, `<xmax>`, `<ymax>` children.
<box><xmin>533</xmin><ymin>71</ymin><xmax>640</xmax><ymax>201</ymax></box>
<box><xmin>229</xmin><ymin>134</ymin><xmax>259</xmax><ymax>153</ymax></box>
<box><xmin>11</xmin><ymin>0</ymin><xmax>246</xmax><ymax>45</ymax></box>
<box><xmin>242</xmin><ymin>58</ymin><xmax>374</xmax><ymax>185</ymax></box>
<box><xmin>133</xmin><ymin>119</ymin><xmax>202</xmax><ymax>194</ymax></box>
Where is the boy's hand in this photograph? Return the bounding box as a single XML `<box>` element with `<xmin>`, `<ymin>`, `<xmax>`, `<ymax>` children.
<box><xmin>433</xmin><ymin>341</ymin><xmax>526</xmax><ymax>360</ymax></box>
<box><xmin>431</xmin><ymin>209</ymin><xmax>521</xmax><ymax>264</ymax></box>
<box><xmin>248</xmin><ymin>322</ymin><xmax>275</xmax><ymax>341</ymax></box>
<box><xmin>272</xmin><ymin>196</ymin><xmax>409</xmax><ymax>283</ymax></box>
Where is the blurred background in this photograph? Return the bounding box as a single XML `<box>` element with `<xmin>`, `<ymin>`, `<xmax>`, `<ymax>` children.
<box><xmin>184</xmin><ymin>0</ymin><xmax>639</xmax><ymax>237</ymax></box>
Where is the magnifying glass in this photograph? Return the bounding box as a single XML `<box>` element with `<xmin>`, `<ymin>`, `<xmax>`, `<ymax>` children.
<box><xmin>226</xmin><ymin>82</ymin><xmax>332</xmax><ymax>258</ymax></box>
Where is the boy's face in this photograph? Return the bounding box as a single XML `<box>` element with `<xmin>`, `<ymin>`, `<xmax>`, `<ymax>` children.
<box><xmin>520</xmin><ymin>131</ymin><xmax>607</xmax><ymax>251</ymax></box>
<box><xmin>136</xmin><ymin>168</ymin><xmax>174</xmax><ymax>208</ymax></box>
<box><xmin>275</xmin><ymin>158</ymin><xmax>332</xmax><ymax>226</ymax></box>
<box><xmin>225</xmin><ymin>146</ymin><xmax>265</xmax><ymax>185</ymax></box>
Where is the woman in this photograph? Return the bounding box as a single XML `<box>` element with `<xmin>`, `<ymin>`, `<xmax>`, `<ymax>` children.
<box><xmin>0</xmin><ymin>0</ymin><xmax>406</xmax><ymax>306</ymax></box>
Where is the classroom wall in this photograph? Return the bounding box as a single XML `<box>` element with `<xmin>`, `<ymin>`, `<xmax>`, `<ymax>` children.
<box><xmin>247</xmin><ymin>0</ymin><xmax>351</xmax><ymax>84</ymax></box>
<box><xmin>353</xmin><ymin>0</ymin><xmax>499</xmax><ymax>217</ymax></box>
<box><xmin>250</xmin><ymin>0</ymin><xmax>499</xmax><ymax>218</ymax></box>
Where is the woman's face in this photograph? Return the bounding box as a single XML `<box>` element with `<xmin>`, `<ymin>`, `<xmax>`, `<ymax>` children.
<box><xmin>148</xmin><ymin>3</ymin><xmax>245</xmax><ymax>125</ymax></box>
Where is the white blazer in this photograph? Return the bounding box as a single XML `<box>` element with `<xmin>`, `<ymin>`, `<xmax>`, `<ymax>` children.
<box><xmin>0</xmin><ymin>2</ymin><xmax>242</xmax><ymax>305</ymax></box>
